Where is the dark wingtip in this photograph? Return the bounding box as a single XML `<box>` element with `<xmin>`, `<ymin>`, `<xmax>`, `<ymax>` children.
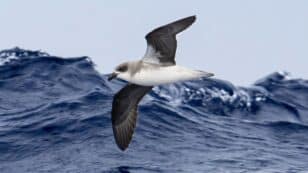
<box><xmin>112</xmin><ymin>124</ymin><xmax>132</xmax><ymax>151</ymax></box>
<box><xmin>172</xmin><ymin>15</ymin><xmax>197</xmax><ymax>34</ymax></box>
<box><xmin>114</xmin><ymin>137</ymin><xmax>129</xmax><ymax>151</ymax></box>
<box><xmin>189</xmin><ymin>15</ymin><xmax>197</xmax><ymax>22</ymax></box>
<box><xmin>182</xmin><ymin>15</ymin><xmax>197</xmax><ymax>24</ymax></box>
<box><xmin>117</xmin><ymin>143</ymin><xmax>128</xmax><ymax>151</ymax></box>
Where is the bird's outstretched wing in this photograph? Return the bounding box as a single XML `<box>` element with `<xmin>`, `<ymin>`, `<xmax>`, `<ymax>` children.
<box><xmin>111</xmin><ymin>83</ymin><xmax>153</xmax><ymax>151</ymax></box>
<box><xmin>143</xmin><ymin>15</ymin><xmax>196</xmax><ymax>66</ymax></box>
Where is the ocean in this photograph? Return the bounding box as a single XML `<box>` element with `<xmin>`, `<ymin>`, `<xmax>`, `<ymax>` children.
<box><xmin>0</xmin><ymin>48</ymin><xmax>308</xmax><ymax>172</ymax></box>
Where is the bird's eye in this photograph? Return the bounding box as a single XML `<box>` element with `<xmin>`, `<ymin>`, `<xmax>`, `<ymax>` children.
<box><xmin>116</xmin><ymin>65</ymin><xmax>128</xmax><ymax>72</ymax></box>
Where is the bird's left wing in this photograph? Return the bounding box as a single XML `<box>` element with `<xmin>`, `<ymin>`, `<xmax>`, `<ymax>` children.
<box><xmin>111</xmin><ymin>83</ymin><xmax>153</xmax><ymax>151</ymax></box>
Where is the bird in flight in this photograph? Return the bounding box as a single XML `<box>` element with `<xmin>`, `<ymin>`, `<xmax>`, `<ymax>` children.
<box><xmin>108</xmin><ymin>15</ymin><xmax>214</xmax><ymax>151</ymax></box>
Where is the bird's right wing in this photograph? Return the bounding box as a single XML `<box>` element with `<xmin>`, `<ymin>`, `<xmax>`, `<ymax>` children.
<box><xmin>143</xmin><ymin>16</ymin><xmax>196</xmax><ymax>66</ymax></box>
<box><xmin>111</xmin><ymin>83</ymin><xmax>153</xmax><ymax>151</ymax></box>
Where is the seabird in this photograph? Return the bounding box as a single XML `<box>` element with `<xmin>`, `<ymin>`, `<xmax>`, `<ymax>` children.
<box><xmin>108</xmin><ymin>15</ymin><xmax>214</xmax><ymax>151</ymax></box>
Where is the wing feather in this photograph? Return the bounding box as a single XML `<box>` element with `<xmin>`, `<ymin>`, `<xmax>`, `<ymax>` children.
<box><xmin>111</xmin><ymin>84</ymin><xmax>152</xmax><ymax>151</ymax></box>
<box><xmin>143</xmin><ymin>16</ymin><xmax>196</xmax><ymax>66</ymax></box>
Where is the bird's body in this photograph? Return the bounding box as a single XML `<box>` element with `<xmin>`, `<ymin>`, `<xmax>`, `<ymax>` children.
<box><xmin>117</xmin><ymin>61</ymin><xmax>212</xmax><ymax>86</ymax></box>
<box><xmin>108</xmin><ymin>15</ymin><xmax>214</xmax><ymax>151</ymax></box>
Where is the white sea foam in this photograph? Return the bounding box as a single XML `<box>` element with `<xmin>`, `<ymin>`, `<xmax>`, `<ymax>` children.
<box><xmin>0</xmin><ymin>54</ymin><xmax>19</xmax><ymax>66</ymax></box>
<box><xmin>278</xmin><ymin>70</ymin><xmax>294</xmax><ymax>80</ymax></box>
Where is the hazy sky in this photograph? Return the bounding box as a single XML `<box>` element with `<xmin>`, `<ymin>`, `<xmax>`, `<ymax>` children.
<box><xmin>0</xmin><ymin>0</ymin><xmax>307</xmax><ymax>85</ymax></box>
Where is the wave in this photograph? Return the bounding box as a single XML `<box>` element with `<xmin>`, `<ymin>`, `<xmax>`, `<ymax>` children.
<box><xmin>1</xmin><ymin>48</ymin><xmax>308</xmax><ymax>172</ymax></box>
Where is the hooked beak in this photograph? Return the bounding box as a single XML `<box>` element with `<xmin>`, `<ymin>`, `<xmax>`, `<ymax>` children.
<box><xmin>108</xmin><ymin>72</ymin><xmax>118</xmax><ymax>81</ymax></box>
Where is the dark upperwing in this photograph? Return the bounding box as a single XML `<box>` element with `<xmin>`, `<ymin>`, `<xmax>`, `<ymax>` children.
<box><xmin>143</xmin><ymin>15</ymin><xmax>196</xmax><ymax>66</ymax></box>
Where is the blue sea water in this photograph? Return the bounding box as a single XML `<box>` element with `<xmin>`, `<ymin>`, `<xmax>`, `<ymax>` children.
<box><xmin>0</xmin><ymin>48</ymin><xmax>308</xmax><ymax>173</ymax></box>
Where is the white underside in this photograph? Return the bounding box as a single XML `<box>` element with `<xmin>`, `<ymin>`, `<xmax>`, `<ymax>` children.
<box><xmin>118</xmin><ymin>65</ymin><xmax>213</xmax><ymax>86</ymax></box>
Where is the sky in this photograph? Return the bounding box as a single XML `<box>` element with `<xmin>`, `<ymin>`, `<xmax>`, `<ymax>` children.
<box><xmin>0</xmin><ymin>0</ymin><xmax>307</xmax><ymax>85</ymax></box>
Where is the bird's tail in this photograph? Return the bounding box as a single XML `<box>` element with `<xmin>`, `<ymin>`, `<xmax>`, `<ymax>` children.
<box><xmin>196</xmin><ymin>70</ymin><xmax>214</xmax><ymax>78</ymax></box>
